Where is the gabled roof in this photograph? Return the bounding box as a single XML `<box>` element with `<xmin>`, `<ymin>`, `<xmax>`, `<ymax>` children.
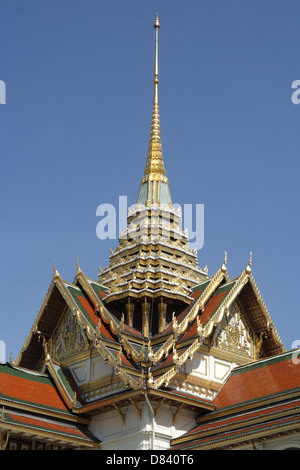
<box><xmin>171</xmin><ymin>350</ymin><xmax>300</xmax><ymax>450</ymax></box>
<box><xmin>10</xmin><ymin>251</ymin><xmax>285</xmax><ymax>430</ymax></box>
<box><xmin>214</xmin><ymin>350</ymin><xmax>300</xmax><ymax>409</ymax></box>
<box><xmin>0</xmin><ymin>362</ymin><xmax>70</xmax><ymax>416</ymax></box>
<box><xmin>15</xmin><ymin>255</ymin><xmax>285</xmax><ymax>403</ymax></box>
<box><xmin>0</xmin><ymin>410</ymin><xmax>99</xmax><ymax>448</ymax></box>
<box><xmin>173</xmin><ymin>264</ymin><xmax>284</xmax><ymax>357</ymax></box>
<box><xmin>0</xmin><ymin>362</ymin><xmax>100</xmax><ymax>448</ymax></box>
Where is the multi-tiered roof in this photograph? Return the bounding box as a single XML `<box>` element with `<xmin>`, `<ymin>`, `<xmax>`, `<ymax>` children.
<box><xmin>14</xmin><ymin>13</ymin><xmax>284</xmax><ymax>407</ymax></box>
<box><xmin>1</xmin><ymin>15</ymin><xmax>296</xmax><ymax>451</ymax></box>
<box><xmin>97</xmin><ymin>14</ymin><xmax>206</xmax><ymax>337</ymax></box>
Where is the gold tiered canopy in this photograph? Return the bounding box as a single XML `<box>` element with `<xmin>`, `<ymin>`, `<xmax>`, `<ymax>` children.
<box><xmin>98</xmin><ymin>14</ymin><xmax>206</xmax><ymax>336</ymax></box>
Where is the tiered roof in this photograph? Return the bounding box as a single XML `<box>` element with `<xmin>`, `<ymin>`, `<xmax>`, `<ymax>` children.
<box><xmin>14</xmin><ymin>250</ymin><xmax>284</xmax><ymax>415</ymax></box>
<box><xmin>0</xmin><ymin>362</ymin><xmax>99</xmax><ymax>448</ymax></box>
<box><xmin>97</xmin><ymin>14</ymin><xmax>207</xmax><ymax>333</ymax></box>
<box><xmin>171</xmin><ymin>351</ymin><xmax>300</xmax><ymax>449</ymax></box>
<box><xmin>1</xmin><ymin>14</ymin><xmax>295</xmax><ymax>450</ymax></box>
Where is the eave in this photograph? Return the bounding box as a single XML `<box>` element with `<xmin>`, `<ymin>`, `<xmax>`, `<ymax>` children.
<box><xmin>0</xmin><ymin>409</ymin><xmax>100</xmax><ymax>449</ymax></box>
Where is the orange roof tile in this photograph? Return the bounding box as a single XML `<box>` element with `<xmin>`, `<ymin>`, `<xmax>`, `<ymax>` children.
<box><xmin>0</xmin><ymin>365</ymin><xmax>69</xmax><ymax>413</ymax></box>
<box><xmin>214</xmin><ymin>353</ymin><xmax>300</xmax><ymax>408</ymax></box>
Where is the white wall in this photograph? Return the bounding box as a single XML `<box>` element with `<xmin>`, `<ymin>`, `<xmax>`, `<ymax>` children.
<box><xmin>89</xmin><ymin>401</ymin><xmax>197</xmax><ymax>450</ymax></box>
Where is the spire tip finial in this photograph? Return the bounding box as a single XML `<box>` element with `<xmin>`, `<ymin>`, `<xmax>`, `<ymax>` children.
<box><xmin>154</xmin><ymin>13</ymin><xmax>160</xmax><ymax>29</ymax></box>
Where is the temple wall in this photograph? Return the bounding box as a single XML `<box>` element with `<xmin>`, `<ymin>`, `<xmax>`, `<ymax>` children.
<box><xmin>89</xmin><ymin>401</ymin><xmax>197</xmax><ymax>450</ymax></box>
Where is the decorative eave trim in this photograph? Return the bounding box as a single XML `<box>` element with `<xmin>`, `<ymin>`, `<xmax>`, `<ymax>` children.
<box><xmin>148</xmin><ymin>364</ymin><xmax>177</xmax><ymax>389</ymax></box>
<box><xmin>172</xmin><ymin>416</ymin><xmax>300</xmax><ymax>450</ymax></box>
<box><xmin>201</xmin><ymin>256</ymin><xmax>254</xmax><ymax>339</ymax></box>
<box><xmin>119</xmin><ymin>334</ymin><xmax>144</xmax><ymax>362</ymax></box>
<box><xmin>0</xmin><ymin>409</ymin><xmax>100</xmax><ymax>448</ymax></box>
<box><xmin>75</xmin><ymin>263</ymin><xmax>116</xmax><ymax>328</ymax></box>
<box><xmin>149</xmin><ymin>389</ymin><xmax>217</xmax><ymax>411</ymax></box>
<box><xmin>0</xmin><ymin>397</ymin><xmax>82</xmax><ymax>424</ymax></box>
<box><xmin>75</xmin><ymin>264</ymin><xmax>147</xmax><ymax>362</ymax></box>
<box><xmin>73</xmin><ymin>390</ymin><xmax>142</xmax><ymax>414</ymax></box>
<box><xmin>44</xmin><ymin>355</ymin><xmax>80</xmax><ymax>411</ymax></box>
<box><xmin>15</xmin><ymin>278</ymin><xmax>56</xmax><ymax>366</ymax></box>
<box><xmin>174</xmin><ymin>334</ymin><xmax>204</xmax><ymax>367</ymax></box>
<box><xmin>149</xmin><ymin>334</ymin><xmax>175</xmax><ymax>364</ymax></box>
<box><xmin>172</xmin><ymin>399</ymin><xmax>300</xmax><ymax>446</ymax></box>
<box><xmin>203</xmin><ymin>389</ymin><xmax>300</xmax><ymax>423</ymax></box>
<box><xmin>203</xmin><ymin>273</ymin><xmax>249</xmax><ymax>338</ymax></box>
<box><xmin>114</xmin><ymin>366</ymin><xmax>143</xmax><ymax>391</ymax></box>
<box><xmin>247</xmin><ymin>272</ymin><xmax>285</xmax><ymax>351</ymax></box>
<box><xmin>176</xmin><ymin>253</ymin><xmax>229</xmax><ymax>336</ymax></box>
<box><xmin>147</xmin><ymin>256</ymin><xmax>229</xmax><ymax>365</ymax></box>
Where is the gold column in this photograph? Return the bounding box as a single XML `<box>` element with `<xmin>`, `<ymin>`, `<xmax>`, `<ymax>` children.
<box><xmin>142</xmin><ymin>299</ymin><xmax>150</xmax><ymax>337</ymax></box>
<box><xmin>158</xmin><ymin>299</ymin><xmax>167</xmax><ymax>333</ymax></box>
<box><xmin>126</xmin><ymin>299</ymin><xmax>135</xmax><ymax>327</ymax></box>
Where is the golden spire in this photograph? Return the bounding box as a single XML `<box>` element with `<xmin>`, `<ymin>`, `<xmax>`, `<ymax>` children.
<box><xmin>144</xmin><ymin>13</ymin><xmax>165</xmax><ymax>177</ymax></box>
<box><xmin>137</xmin><ymin>13</ymin><xmax>172</xmax><ymax>206</ymax></box>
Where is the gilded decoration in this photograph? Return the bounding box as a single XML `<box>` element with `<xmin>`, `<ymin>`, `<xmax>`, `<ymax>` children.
<box><xmin>215</xmin><ymin>304</ymin><xmax>253</xmax><ymax>358</ymax></box>
<box><xmin>80</xmin><ymin>377</ymin><xmax>127</xmax><ymax>402</ymax></box>
<box><xmin>50</xmin><ymin>310</ymin><xmax>87</xmax><ymax>362</ymax></box>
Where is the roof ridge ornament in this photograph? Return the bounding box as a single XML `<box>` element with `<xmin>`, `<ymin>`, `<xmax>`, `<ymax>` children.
<box><xmin>53</xmin><ymin>259</ymin><xmax>59</xmax><ymax>279</ymax></box>
<box><xmin>245</xmin><ymin>251</ymin><xmax>252</xmax><ymax>274</ymax></box>
<box><xmin>137</xmin><ymin>13</ymin><xmax>172</xmax><ymax>207</ymax></box>
<box><xmin>221</xmin><ymin>251</ymin><xmax>228</xmax><ymax>273</ymax></box>
<box><xmin>144</xmin><ymin>12</ymin><xmax>165</xmax><ymax>177</ymax></box>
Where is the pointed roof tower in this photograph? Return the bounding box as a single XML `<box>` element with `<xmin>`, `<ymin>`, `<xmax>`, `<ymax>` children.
<box><xmin>98</xmin><ymin>15</ymin><xmax>206</xmax><ymax>337</ymax></box>
<box><xmin>137</xmin><ymin>13</ymin><xmax>172</xmax><ymax>207</ymax></box>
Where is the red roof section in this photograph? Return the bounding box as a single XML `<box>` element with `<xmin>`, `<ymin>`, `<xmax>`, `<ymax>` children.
<box><xmin>214</xmin><ymin>353</ymin><xmax>300</xmax><ymax>408</ymax></box>
<box><xmin>0</xmin><ymin>368</ymin><xmax>69</xmax><ymax>413</ymax></box>
<box><xmin>183</xmin><ymin>398</ymin><xmax>300</xmax><ymax>439</ymax></box>
<box><xmin>76</xmin><ymin>295</ymin><xmax>98</xmax><ymax>326</ymax></box>
<box><xmin>7</xmin><ymin>412</ymin><xmax>91</xmax><ymax>439</ymax></box>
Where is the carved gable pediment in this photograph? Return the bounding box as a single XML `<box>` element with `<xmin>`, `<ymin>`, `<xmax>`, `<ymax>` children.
<box><xmin>50</xmin><ymin>309</ymin><xmax>88</xmax><ymax>362</ymax></box>
<box><xmin>214</xmin><ymin>303</ymin><xmax>254</xmax><ymax>359</ymax></box>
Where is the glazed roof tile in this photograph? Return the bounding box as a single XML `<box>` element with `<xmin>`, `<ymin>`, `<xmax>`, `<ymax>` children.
<box><xmin>171</xmin><ymin>351</ymin><xmax>300</xmax><ymax>449</ymax></box>
<box><xmin>182</xmin><ymin>398</ymin><xmax>300</xmax><ymax>439</ymax></box>
<box><xmin>0</xmin><ymin>363</ymin><xmax>71</xmax><ymax>415</ymax></box>
<box><xmin>172</xmin><ymin>414</ymin><xmax>300</xmax><ymax>450</ymax></box>
<box><xmin>3</xmin><ymin>410</ymin><xmax>98</xmax><ymax>445</ymax></box>
<box><xmin>214</xmin><ymin>351</ymin><xmax>300</xmax><ymax>409</ymax></box>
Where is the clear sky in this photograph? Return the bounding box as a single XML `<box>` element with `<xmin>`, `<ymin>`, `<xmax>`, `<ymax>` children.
<box><xmin>1</xmin><ymin>0</ymin><xmax>299</xmax><ymax>361</ymax></box>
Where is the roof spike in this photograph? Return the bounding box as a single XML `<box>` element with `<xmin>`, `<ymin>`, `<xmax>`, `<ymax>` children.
<box><xmin>75</xmin><ymin>255</ymin><xmax>82</xmax><ymax>274</ymax></box>
<box><xmin>137</xmin><ymin>13</ymin><xmax>172</xmax><ymax>207</ymax></box>
<box><xmin>145</xmin><ymin>12</ymin><xmax>164</xmax><ymax>175</ymax></box>
<box><xmin>53</xmin><ymin>258</ymin><xmax>59</xmax><ymax>278</ymax></box>
<box><xmin>245</xmin><ymin>251</ymin><xmax>253</xmax><ymax>274</ymax></box>
<box><xmin>221</xmin><ymin>251</ymin><xmax>228</xmax><ymax>273</ymax></box>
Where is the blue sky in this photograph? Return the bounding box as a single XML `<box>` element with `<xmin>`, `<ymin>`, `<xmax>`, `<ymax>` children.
<box><xmin>1</xmin><ymin>1</ymin><xmax>299</xmax><ymax>360</ymax></box>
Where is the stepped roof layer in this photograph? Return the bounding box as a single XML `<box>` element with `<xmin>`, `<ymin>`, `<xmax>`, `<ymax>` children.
<box><xmin>13</xmin><ymin>252</ymin><xmax>285</xmax><ymax>417</ymax></box>
<box><xmin>171</xmin><ymin>351</ymin><xmax>300</xmax><ymax>450</ymax></box>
